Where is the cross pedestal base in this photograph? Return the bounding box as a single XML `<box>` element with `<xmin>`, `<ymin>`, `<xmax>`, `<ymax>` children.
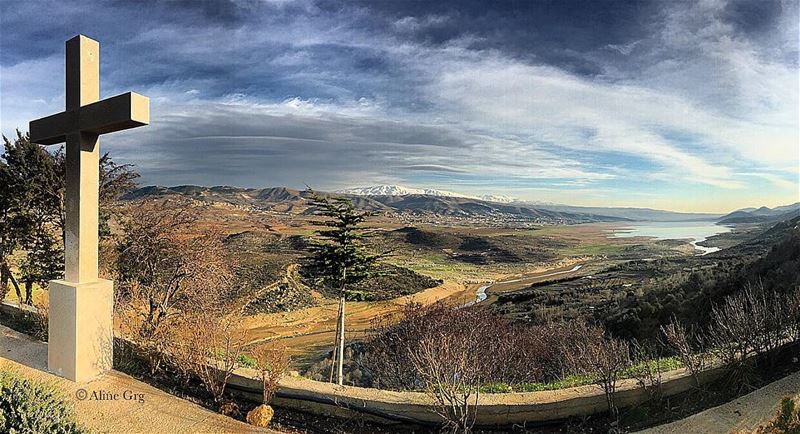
<box><xmin>47</xmin><ymin>279</ymin><xmax>114</xmax><ymax>382</ymax></box>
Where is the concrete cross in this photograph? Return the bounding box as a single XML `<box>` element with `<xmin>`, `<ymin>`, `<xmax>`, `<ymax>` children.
<box><xmin>29</xmin><ymin>35</ymin><xmax>149</xmax><ymax>382</ymax></box>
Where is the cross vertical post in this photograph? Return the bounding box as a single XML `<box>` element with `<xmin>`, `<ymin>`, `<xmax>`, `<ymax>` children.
<box><xmin>29</xmin><ymin>35</ymin><xmax>149</xmax><ymax>382</ymax></box>
<box><xmin>65</xmin><ymin>36</ymin><xmax>100</xmax><ymax>283</ymax></box>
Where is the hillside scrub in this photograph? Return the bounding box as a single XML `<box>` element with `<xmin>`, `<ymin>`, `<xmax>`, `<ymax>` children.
<box><xmin>604</xmin><ymin>218</ymin><xmax>800</xmax><ymax>342</ymax></box>
<box><xmin>359</xmin><ymin>302</ymin><xmax>627</xmax><ymax>391</ymax></box>
<box><xmin>112</xmin><ymin>202</ymin><xmax>234</xmax><ymax>373</ymax></box>
<box><xmin>357</xmin><ymin>287</ymin><xmax>799</xmax><ymax>398</ymax></box>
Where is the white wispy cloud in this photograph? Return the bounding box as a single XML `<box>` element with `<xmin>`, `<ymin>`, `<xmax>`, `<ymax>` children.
<box><xmin>1</xmin><ymin>0</ymin><xmax>797</xmax><ymax>211</ymax></box>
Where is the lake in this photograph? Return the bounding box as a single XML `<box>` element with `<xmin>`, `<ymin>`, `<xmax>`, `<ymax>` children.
<box><xmin>609</xmin><ymin>221</ymin><xmax>732</xmax><ymax>255</ymax></box>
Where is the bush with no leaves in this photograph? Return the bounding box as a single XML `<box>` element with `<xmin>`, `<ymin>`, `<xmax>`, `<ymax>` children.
<box><xmin>361</xmin><ymin>302</ymin><xmax>591</xmax><ymax>392</ymax></box>
<box><xmin>177</xmin><ymin>311</ymin><xmax>247</xmax><ymax>405</ymax></box>
<box><xmin>564</xmin><ymin>322</ymin><xmax>630</xmax><ymax>418</ymax></box>
<box><xmin>250</xmin><ymin>343</ymin><xmax>290</xmax><ymax>405</ymax></box>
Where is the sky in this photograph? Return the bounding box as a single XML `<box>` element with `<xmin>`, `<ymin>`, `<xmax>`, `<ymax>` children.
<box><xmin>1</xmin><ymin>0</ymin><xmax>798</xmax><ymax>213</ymax></box>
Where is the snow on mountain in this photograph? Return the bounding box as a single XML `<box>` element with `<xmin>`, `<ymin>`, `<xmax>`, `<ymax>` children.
<box><xmin>337</xmin><ymin>185</ymin><xmax>529</xmax><ymax>204</ymax></box>
<box><xmin>479</xmin><ymin>194</ymin><xmax>518</xmax><ymax>203</ymax></box>
<box><xmin>337</xmin><ymin>185</ymin><xmax>472</xmax><ymax>198</ymax></box>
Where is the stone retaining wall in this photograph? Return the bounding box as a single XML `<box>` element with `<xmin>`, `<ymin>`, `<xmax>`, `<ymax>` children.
<box><xmin>228</xmin><ymin>364</ymin><xmax>727</xmax><ymax>427</ymax></box>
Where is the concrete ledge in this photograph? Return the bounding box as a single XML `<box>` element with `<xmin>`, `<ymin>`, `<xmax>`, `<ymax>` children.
<box><xmin>1</xmin><ymin>300</ymin><xmax>38</xmax><ymax>315</ymax></box>
<box><xmin>227</xmin><ymin>363</ymin><xmax>728</xmax><ymax>427</ymax></box>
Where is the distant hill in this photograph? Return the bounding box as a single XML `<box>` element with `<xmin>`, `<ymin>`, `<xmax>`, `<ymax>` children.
<box><xmin>124</xmin><ymin>185</ymin><xmax>628</xmax><ymax>224</ymax></box>
<box><xmin>530</xmin><ymin>204</ymin><xmax>721</xmax><ymax>222</ymax></box>
<box><xmin>335</xmin><ymin>184</ymin><xmax>727</xmax><ymax>221</ymax></box>
<box><xmin>718</xmin><ymin>203</ymin><xmax>800</xmax><ymax>224</ymax></box>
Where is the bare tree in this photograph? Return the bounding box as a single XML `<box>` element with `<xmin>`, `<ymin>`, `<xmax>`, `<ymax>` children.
<box><xmin>661</xmin><ymin>318</ymin><xmax>707</xmax><ymax>388</ymax></box>
<box><xmin>704</xmin><ymin>283</ymin><xmax>797</xmax><ymax>367</ymax></box>
<box><xmin>786</xmin><ymin>287</ymin><xmax>800</xmax><ymax>344</ymax></box>
<box><xmin>251</xmin><ymin>342</ymin><xmax>290</xmax><ymax>405</ymax></box>
<box><xmin>704</xmin><ymin>284</ymin><xmax>800</xmax><ymax>392</ymax></box>
<box><xmin>114</xmin><ymin>202</ymin><xmax>231</xmax><ymax>346</ymax></box>
<box><xmin>362</xmin><ymin>303</ymin><xmax>606</xmax><ymax>392</ymax></box>
<box><xmin>183</xmin><ymin>311</ymin><xmax>247</xmax><ymax>405</ymax></box>
<box><xmin>408</xmin><ymin>327</ymin><xmax>482</xmax><ymax>433</ymax></box>
<box><xmin>566</xmin><ymin>323</ymin><xmax>630</xmax><ymax>419</ymax></box>
<box><xmin>630</xmin><ymin>340</ymin><xmax>664</xmax><ymax>402</ymax></box>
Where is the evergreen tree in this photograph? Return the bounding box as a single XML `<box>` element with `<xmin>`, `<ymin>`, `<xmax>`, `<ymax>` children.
<box><xmin>1</xmin><ymin>131</ymin><xmax>60</xmax><ymax>303</ymax></box>
<box><xmin>303</xmin><ymin>190</ymin><xmax>380</xmax><ymax>385</ymax></box>
<box><xmin>0</xmin><ymin>130</ymin><xmax>139</xmax><ymax>305</ymax></box>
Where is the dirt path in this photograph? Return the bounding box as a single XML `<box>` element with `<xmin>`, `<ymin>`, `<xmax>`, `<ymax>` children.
<box><xmin>637</xmin><ymin>371</ymin><xmax>800</xmax><ymax>433</ymax></box>
<box><xmin>0</xmin><ymin>324</ymin><xmax>278</xmax><ymax>434</ymax></box>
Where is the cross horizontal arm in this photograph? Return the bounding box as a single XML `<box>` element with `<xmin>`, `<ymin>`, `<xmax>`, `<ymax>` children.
<box><xmin>30</xmin><ymin>92</ymin><xmax>150</xmax><ymax>145</ymax></box>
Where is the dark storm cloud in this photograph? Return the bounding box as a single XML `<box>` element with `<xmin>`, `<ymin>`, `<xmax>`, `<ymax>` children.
<box><xmin>349</xmin><ymin>0</ymin><xmax>659</xmax><ymax>76</ymax></box>
<box><xmin>723</xmin><ymin>0</ymin><xmax>785</xmax><ymax>36</ymax></box>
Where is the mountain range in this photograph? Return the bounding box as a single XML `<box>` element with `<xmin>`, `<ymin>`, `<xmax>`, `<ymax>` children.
<box><xmin>335</xmin><ymin>184</ymin><xmax>720</xmax><ymax>221</ymax></box>
<box><xmin>124</xmin><ymin>184</ymin><xmax>798</xmax><ymax>225</ymax></box>
<box><xmin>337</xmin><ymin>185</ymin><xmax>520</xmax><ymax>203</ymax></box>
<box><xmin>717</xmin><ymin>203</ymin><xmax>800</xmax><ymax>224</ymax></box>
<box><xmin>123</xmin><ymin>185</ymin><xmax>625</xmax><ymax>224</ymax></box>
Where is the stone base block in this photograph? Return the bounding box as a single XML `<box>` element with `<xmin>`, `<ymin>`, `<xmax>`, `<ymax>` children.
<box><xmin>48</xmin><ymin>278</ymin><xmax>113</xmax><ymax>382</ymax></box>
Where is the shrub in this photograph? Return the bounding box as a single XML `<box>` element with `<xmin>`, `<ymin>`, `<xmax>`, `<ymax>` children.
<box><xmin>360</xmin><ymin>302</ymin><xmax>594</xmax><ymax>391</ymax></box>
<box><xmin>565</xmin><ymin>324</ymin><xmax>631</xmax><ymax>418</ymax></box>
<box><xmin>250</xmin><ymin>343</ymin><xmax>290</xmax><ymax>405</ymax></box>
<box><xmin>408</xmin><ymin>328</ymin><xmax>482</xmax><ymax>433</ymax></box>
<box><xmin>0</xmin><ymin>370</ymin><xmax>87</xmax><ymax>433</ymax></box>
<box><xmin>480</xmin><ymin>383</ymin><xmax>513</xmax><ymax>394</ymax></box>
<box><xmin>238</xmin><ymin>354</ymin><xmax>258</xmax><ymax>369</ymax></box>
<box><xmin>182</xmin><ymin>312</ymin><xmax>247</xmax><ymax>405</ymax></box>
<box><xmin>661</xmin><ymin>318</ymin><xmax>707</xmax><ymax>387</ymax></box>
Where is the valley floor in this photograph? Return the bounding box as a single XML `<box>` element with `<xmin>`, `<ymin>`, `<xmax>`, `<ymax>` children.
<box><xmin>241</xmin><ymin>253</ymin><xmax>599</xmax><ymax>369</ymax></box>
<box><xmin>237</xmin><ymin>221</ymin><xmax>721</xmax><ymax>369</ymax></box>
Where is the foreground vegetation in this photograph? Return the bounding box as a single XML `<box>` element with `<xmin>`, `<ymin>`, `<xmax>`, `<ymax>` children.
<box><xmin>0</xmin><ymin>369</ymin><xmax>87</xmax><ymax>433</ymax></box>
<box><xmin>307</xmin><ymin>278</ymin><xmax>800</xmax><ymax>431</ymax></box>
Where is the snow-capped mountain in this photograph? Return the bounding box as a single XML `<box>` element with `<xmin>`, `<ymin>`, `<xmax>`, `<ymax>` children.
<box><xmin>338</xmin><ymin>185</ymin><xmax>527</xmax><ymax>204</ymax></box>
<box><xmin>337</xmin><ymin>185</ymin><xmax>471</xmax><ymax>198</ymax></box>
<box><xmin>479</xmin><ymin>194</ymin><xmax>518</xmax><ymax>203</ymax></box>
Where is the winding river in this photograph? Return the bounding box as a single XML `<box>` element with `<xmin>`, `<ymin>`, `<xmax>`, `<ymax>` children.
<box><xmin>463</xmin><ymin>264</ymin><xmax>584</xmax><ymax>307</ymax></box>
